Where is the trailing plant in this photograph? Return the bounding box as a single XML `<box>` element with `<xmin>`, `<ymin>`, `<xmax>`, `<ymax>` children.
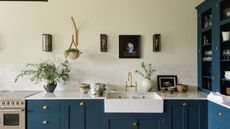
<box><xmin>135</xmin><ymin>62</ymin><xmax>156</xmax><ymax>80</ymax></box>
<box><xmin>64</xmin><ymin>48</ymin><xmax>80</xmax><ymax>57</ymax></box>
<box><xmin>15</xmin><ymin>59</ymin><xmax>70</xmax><ymax>85</ymax></box>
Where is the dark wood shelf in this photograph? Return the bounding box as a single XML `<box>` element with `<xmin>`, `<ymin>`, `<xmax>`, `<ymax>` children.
<box><xmin>222</xmin><ymin>78</ymin><xmax>230</xmax><ymax>81</ymax></box>
<box><xmin>220</xmin><ymin>17</ymin><xmax>230</xmax><ymax>26</ymax></box>
<box><xmin>201</xmin><ymin>26</ymin><xmax>212</xmax><ymax>33</ymax></box>
<box><xmin>203</xmin><ymin>43</ymin><xmax>212</xmax><ymax>47</ymax></box>
<box><xmin>221</xmin><ymin>60</ymin><xmax>230</xmax><ymax>62</ymax></box>
<box><xmin>202</xmin><ymin>76</ymin><xmax>212</xmax><ymax>79</ymax></box>
<box><xmin>221</xmin><ymin>40</ymin><xmax>230</xmax><ymax>44</ymax></box>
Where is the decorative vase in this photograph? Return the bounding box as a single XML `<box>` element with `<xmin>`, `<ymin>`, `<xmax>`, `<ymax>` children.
<box><xmin>141</xmin><ymin>78</ymin><xmax>154</xmax><ymax>92</ymax></box>
<box><xmin>43</xmin><ymin>83</ymin><xmax>57</xmax><ymax>93</ymax></box>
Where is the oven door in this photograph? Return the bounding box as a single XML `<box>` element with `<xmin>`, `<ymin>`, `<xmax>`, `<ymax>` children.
<box><xmin>0</xmin><ymin>108</ymin><xmax>25</xmax><ymax>129</ymax></box>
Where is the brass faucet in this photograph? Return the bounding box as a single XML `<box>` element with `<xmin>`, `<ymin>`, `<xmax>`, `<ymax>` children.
<box><xmin>125</xmin><ymin>72</ymin><xmax>137</xmax><ymax>92</ymax></box>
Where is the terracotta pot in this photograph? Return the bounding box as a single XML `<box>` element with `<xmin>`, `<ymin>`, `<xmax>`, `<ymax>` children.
<box><xmin>177</xmin><ymin>84</ymin><xmax>188</xmax><ymax>93</ymax></box>
<box><xmin>226</xmin><ymin>87</ymin><xmax>230</xmax><ymax>96</ymax></box>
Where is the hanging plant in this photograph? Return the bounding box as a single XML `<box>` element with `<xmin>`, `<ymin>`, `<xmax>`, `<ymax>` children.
<box><xmin>65</xmin><ymin>17</ymin><xmax>82</xmax><ymax>60</ymax></box>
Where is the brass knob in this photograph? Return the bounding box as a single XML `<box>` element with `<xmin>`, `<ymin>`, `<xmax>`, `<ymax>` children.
<box><xmin>211</xmin><ymin>75</ymin><xmax>215</xmax><ymax>80</ymax></box>
<box><xmin>42</xmin><ymin>105</ymin><xmax>48</xmax><ymax>110</ymax></box>
<box><xmin>182</xmin><ymin>102</ymin><xmax>188</xmax><ymax>107</ymax></box>
<box><xmin>80</xmin><ymin>102</ymin><xmax>85</xmax><ymax>106</ymax></box>
<box><xmin>42</xmin><ymin>120</ymin><xmax>48</xmax><ymax>125</ymax></box>
<box><xmin>132</xmin><ymin>122</ymin><xmax>138</xmax><ymax>127</ymax></box>
<box><xmin>217</xmin><ymin>112</ymin><xmax>222</xmax><ymax>116</ymax></box>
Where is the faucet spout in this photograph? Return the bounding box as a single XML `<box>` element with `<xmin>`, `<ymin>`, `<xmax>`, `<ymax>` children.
<box><xmin>125</xmin><ymin>72</ymin><xmax>137</xmax><ymax>92</ymax></box>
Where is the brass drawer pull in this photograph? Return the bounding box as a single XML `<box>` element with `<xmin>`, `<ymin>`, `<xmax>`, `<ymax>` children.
<box><xmin>42</xmin><ymin>120</ymin><xmax>48</xmax><ymax>125</ymax></box>
<box><xmin>217</xmin><ymin>112</ymin><xmax>222</xmax><ymax>116</ymax></box>
<box><xmin>42</xmin><ymin>105</ymin><xmax>48</xmax><ymax>110</ymax></box>
<box><xmin>132</xmin><ymin>122</ymin><xmax>138</xmax><ymax>127</ymax></box>
<box><xmin>182</xmin><ymin>102</ymin><xmax>188</xmax><ymax>107</ymax></box>
<box><xmin>80</xmin><ymin>102</ymin><xmax>85</xmax><ymax>106</ymax></box>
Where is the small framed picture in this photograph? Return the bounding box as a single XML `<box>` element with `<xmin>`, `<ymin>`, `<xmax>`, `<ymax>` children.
<box><xmin>157</xmin><ymin>75</ymin><xmax>178</xmax><ymax>90</ymax></box>
<box><xmin>100</xmin><ymin>34</ymin><xmax>107</xmax><ymax>52</ymax></box>
<box><xmin>119</xmin><ymin>35</ymin><xmax>141</xmax><ymax>58</ymax></box>
<box><xmin>153</xmin><ymin>34</ymin><xmax>161</xmax><ymax>52</ymax></box>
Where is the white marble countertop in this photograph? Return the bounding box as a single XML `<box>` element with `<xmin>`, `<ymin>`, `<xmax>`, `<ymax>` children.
<box><xmin>26</xmin><ymin>88</ymin><xmax>207</xmax><ymax>100</ymax></box>
<box><xmin>26</xmin><ymin>91</ymin><xmax>105</xmax><ymax>100</ymax></box>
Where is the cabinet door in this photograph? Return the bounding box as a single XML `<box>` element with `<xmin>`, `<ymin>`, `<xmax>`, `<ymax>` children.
<box><xmin>62</xmin><ymin>100</ymin><xmax>104</xmax><ymax>129</ymax></box>
<box><xmin>27</xmin><ymin>100</ymin><xmax>62</xmax><ymax>129</ymax></box>
<box><xmin>167</xmin><ymin>100</ymin><xmax>207</xmax><ymax>129</ymax></box>
<box><xmin>105</xmin><ymin>114</ymin><xmax>167</xmax><ymax>129</ymax></box>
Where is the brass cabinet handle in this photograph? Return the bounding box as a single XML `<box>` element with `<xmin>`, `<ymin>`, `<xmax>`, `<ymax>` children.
<box><xmin>182</xmin><ymin>102</ymin><xmax>188</xmax><ymax>107</ymax></box>
<box><xmin>42</xmin><ymin>105</ymin><xmax>48</xmax><ymax>110</ymax></box>
<box><xmin>211</xmin><ymin>75</ymin><xmax>215</xmax><ymax>80</ymax></box>
<box><xmin>217</xmin><ymin>112</ymin><xmax>222</xmax><ymax>116</ymax></box>
<box><xmin>80</xmin><ymin>102</ymin><xmax>85</xmax><ymax>106</ymax></box>
<box><xmin>42</xmin><ymin>120</ymin><xmax>48</xmax><ymax>125</ymax></box>
<box><xmin>132</xmin><ymin>122</ymin><xmax>138</xmax><ymax>127</ymax></box>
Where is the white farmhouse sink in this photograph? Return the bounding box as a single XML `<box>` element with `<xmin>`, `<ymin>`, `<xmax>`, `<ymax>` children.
<box><xmin>105</xmin><ymin>92</ymin><xmax>163</xmax><ymax>113</ymax></box>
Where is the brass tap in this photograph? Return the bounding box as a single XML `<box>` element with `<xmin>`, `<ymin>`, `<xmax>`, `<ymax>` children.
<box><xmin>125</xmin><ymin>72</ymin><xmax>137</xmax><ymax>92</ymax></box>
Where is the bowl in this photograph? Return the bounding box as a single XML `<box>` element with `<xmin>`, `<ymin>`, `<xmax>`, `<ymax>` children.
<box><xmin>176</xmin><ymin>84</ymin><xmax>188</xmax><ymax>93</ymax></box>
<box><xmin>80</xmin><ymin>83</ymin><xmax>90</xmax><ymax>94</ymax></box>
<box><xmin>222</xmin><ymin>31</ymin><xmax>230</xmax><ymax>41</ymax></box>
<box><xmin>225</xmin><ymin>74</ymin><xmax>230</xmax><ymax>80</ymax></box>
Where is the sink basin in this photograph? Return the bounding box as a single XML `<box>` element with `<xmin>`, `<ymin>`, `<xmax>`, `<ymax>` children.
<box><xmin>105</xmin><ymin>92</ymin><xmax>163</xmax><ymax>113</ymax></box>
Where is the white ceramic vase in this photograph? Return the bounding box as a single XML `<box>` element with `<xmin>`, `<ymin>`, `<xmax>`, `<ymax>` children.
<box><xmin>141</xmin><ymin>78</ymin><xmax>154</xmax><ymax>92</ymax></box>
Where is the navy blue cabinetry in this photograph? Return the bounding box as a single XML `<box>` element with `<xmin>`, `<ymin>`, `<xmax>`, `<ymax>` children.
<box><xmin>208</xmin><ymin>101</ymin><xmax>230</xmax><ymax>129</ymax></box>
<box><xmin>105</xmin><ymin>114</ymin><xmax>169</xmax><ymax>129</ymax></box>
<box><xmin>27</xmin><ymin>100</ymin><xmax>63</xmax><ymax>129</ymax></box>
<box><xmin>197</xmin><ymin>0</ymin><xmax>230</xmax><ymax>94</ymax></box>
<box><xmin>27</xmin><ymin>100</ymin><xmax>104</xmax><ymax>129</ymax></box>
<box><xmin>62</xmin><ymin>100</ymin><xmax>104</xmax><ymax>129</ymax></box>
<box><xmin>166</xmin><ymin>100</ymin><xmax>208</xmax><ymax>129</ymax></box>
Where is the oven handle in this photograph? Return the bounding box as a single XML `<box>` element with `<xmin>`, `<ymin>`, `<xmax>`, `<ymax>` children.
<box><xmin>0</xmin><ymin>109</ymin><xmax>24</xmax><ymax>112</ymax></box>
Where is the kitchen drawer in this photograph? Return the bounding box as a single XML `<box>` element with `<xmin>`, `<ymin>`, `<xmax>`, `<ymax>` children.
<box><xmin>209</xmin><ymin>118</ymin><xmax>230</xmax><ymax>129</ymax></box>
<box><xmin>27</xmin><ymin>100</ymin><xmax>61</xmax><ymax>113</ymax></box>
<box><xmin>209</xmin><ymin>101</ymin><xmax>230</xmax><ymax>124</ymax></box>
<box><xmin>27</xmin><ymin>114</ymin><xmax>61</xmax><ymax>129</ymax></box>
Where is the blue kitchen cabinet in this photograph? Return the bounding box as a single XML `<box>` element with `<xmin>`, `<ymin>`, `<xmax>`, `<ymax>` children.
<box><xmin>197</xmin><ymin>0</ymin><xmax>230</xmax><ymax>95</ymax></box>
<box><xmin>26</xmin><ymin>100</ymin><xmax>104</xmax><ymax>129</ymax></box>
<box><xmin>166</xmin><ymin>100</ymin><xmax>208</xmax><ymax>129</ymax></box>
<box><xmin>27</xmin><ymin>100</ymin><xmax>63</xmax><ymax>129</ymax></box>
<box><xmin>208</xmin><ymin>101</ymin><xmax>230</xmax><ymax>129</ymax></box>
<box><xmin>62</xmin><ymin>100</ymin><xmax>104</xmax><ymax>129</ymax></box>
<box><xmin>105</xmin><ymin>114</ymin><xmax>169</xmax><ymax>129</ymax></box>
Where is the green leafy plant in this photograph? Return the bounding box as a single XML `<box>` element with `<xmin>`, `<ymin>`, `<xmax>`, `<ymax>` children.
<box><xmin>135</xmin><ymin>62</ymin><xmax>156</xmax><ymax>80</ymax></box>
<box><xmin>15</xmin><ymin>59</ymin><xmax>70</xmax><ymax>85</ymax></box>
<box><xmin>64</xmin><ymin>48</ymin><xmax>80</xmax><ymax>57</ymax></box>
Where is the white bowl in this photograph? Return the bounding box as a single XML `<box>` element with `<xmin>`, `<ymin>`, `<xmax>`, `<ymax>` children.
<box><xmin>225</xmin><ymin>74</ymin><xmax>230</xmax><ymax>80</ymax></box>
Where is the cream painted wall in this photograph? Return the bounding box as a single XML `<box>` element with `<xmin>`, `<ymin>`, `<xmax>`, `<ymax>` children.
<box><xmin>0</xmin><ymin>0</ymin><xmax>203</xmax><ymax>91</ymax></box>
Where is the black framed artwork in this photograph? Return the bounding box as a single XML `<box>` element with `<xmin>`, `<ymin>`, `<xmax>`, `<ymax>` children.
<box><xmin>100</xmin><ymin>34</ymin><xmax>107</xmax><ymax>52</ymax></box>
<box><xmin>157</xmin><ymin>75</ymin><xmax>178</xmax><ymax>91</ymax></box>
<box><xmin>153</xmin><ymin>34</ymin><xmax>161</xmax><ymax>52</ymax></box>
<box><xmin>119</xmin><ymin>35</ymin><xmax>141</xmax><ymax>58</ymax></box>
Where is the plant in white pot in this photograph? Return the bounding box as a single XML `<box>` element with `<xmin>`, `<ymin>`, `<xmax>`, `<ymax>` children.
<box><xmin>15</xmin><ymin>59</ymin><xmax>70</xmax><ymax>93</ymax></box>
<box><xmin>135</xmin><ymin>62</ymin><xmax>156</xmax><ymax>92</ymax></box>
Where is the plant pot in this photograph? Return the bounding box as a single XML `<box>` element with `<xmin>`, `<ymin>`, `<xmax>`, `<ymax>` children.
<box><xmin>68</xmin><ymin>51</ymin><xmax>80</xmax><ymax>60</ymax></box>
<box><xmin>141</xmin><ymin>78</ymin><xmax>154</xmax><ymax>92</ymax></box>
<box><xmin>222</xmin><ymin>31</ymin><xmax>230</xmax><ymax>41</ymax></box>
<box><xmin>43</xmin><ymin>83</ymin><xmax>57</xmax><ymax>93</ymax></box>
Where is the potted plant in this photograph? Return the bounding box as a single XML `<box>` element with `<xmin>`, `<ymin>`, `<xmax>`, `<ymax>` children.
<box><xmin>64</xmin><ymin>47</ymin><xmax>81</xmax><ymax>60</ymax></box>
<box><xmin>135</xmin><ymin>62</ymin><xmax>156</xmax><ymax>91</ymax></box>
<box><xmin>15</xmin><ymin>59</ymin><xmax>70</xmax><ymax>93</ymax></box>
<box><xmin>65</xmin><ymin>17</ymin><xmax>81</xmax><ymax>60</ymax></box>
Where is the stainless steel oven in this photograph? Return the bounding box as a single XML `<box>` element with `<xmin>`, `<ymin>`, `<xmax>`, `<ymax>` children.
<box><xmin>0</xmin><ymin>108</ymin><xmax>25</xmax><ymax>129</ymax></box>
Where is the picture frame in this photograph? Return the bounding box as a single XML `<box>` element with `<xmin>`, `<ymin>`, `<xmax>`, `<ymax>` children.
<box><xmin>100</xmin><ymin>34</ymin><xmax>107</xmax><ymax>52</ymax></box>
<box><xmin>153</xmin><ymin>34</ymin><xmax>161</xmax><ymax>52</ymax></box>
<box><xmin>119</xmin><ymin>35</ymin><xmax>141</xmax><ymax>58</ymax></box>
<box><xmin>157</xmin><ymin>75</ymin><xmax>178</xmax><ymax>91</ymax></box>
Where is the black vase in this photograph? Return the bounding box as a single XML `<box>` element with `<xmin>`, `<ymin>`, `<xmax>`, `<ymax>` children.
<box><xmin>43</xmin><ymin>83</ymin><xmax>57</xmax><ymax>93</ymax></box>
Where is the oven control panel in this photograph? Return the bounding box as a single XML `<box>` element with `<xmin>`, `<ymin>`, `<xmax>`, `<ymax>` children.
<box><xmin>0</xmin><ymin>100</ymin><xmax>25</xmax><ymax>108</ymax></box>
